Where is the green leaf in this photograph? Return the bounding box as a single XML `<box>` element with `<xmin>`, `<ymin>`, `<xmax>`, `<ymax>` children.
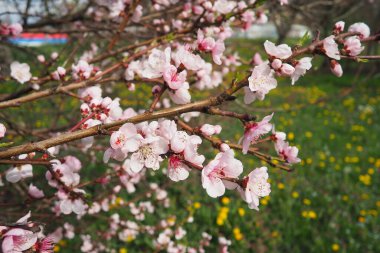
<box><xmin>0</xmin><ymin>142</ymin><xmax>14</xmax><ymax>148</ymax></box>
<box><xmin>297</xmin><ymin>32</ymin><xmax>310</xmax><ymax>47</ymax></box>
<box><xmin>357</xmin><ymin>58</ymin><xmax>369</xmax><ymax>63</ymax></box>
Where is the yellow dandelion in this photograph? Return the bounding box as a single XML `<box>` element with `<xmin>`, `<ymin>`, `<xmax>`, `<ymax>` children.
<box><xmin>308</xmin><ymin>211</ymin><xmax>317</xmax><ymax>219</ymax></box>
<box><xmin>303</xmin><ymin>198</ymin><xmax>311</xmax><ymax>205</ymax></box>
<box><xmin>238</xmin><ymin>208</ymin><xmax>246</xmax><ymax>217</ymax></box>
<box><xmin>292</xmin><ymin>191</ymin><xmax>299</xmax><ymax>198</ymax></box>
<box><xmin>119</xmin><ymin>248</ymin><xmax>128</xmax><ymax>253</ymax></box>
<box><xmin>305</xmin><ymin>131</ymin><xmax>313</xmax><ymax>138</ymax></box>
<box><xmin>331</xmin><ymin>243</ymin><xmax>340</xmax><ymax>251</ymax></box>
<box><xmin>221</xmin><ymin>197</ymin><xmax>230</xmax><ymax>205</ymax></box>
<box><xmin>288</xmin><ymin>132</ymin><xmax>295</xmax><ymax>141</ymax></box>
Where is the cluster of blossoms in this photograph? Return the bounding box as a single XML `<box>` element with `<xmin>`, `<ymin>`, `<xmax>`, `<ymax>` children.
<box><xmin>244</xmin><ymin>21</ymin><xmax>370</xmax><ymax>104</ymax></box>
<box><xmin>72</xmin><ymin>60</ymin><xmax>98</xmax><ymax>80</ymax></box>
<box><xmin>328</xmin><ymin>21</ymin><xmax>370</xmax><ymax>77</ymax></box>
<box><xmin>0</xmin><ymin>212</ymin><xmax>54</xmax><ymax>253</ymax></box>
<box><xmin>46</xmin><ymin>156</ymin><xmax>88</xmax><ymax>215</ymax></box>
<box><xmin>107</xmin><ymin>119</ymin><xmax>205</xmax><ymax>181</ymax></box>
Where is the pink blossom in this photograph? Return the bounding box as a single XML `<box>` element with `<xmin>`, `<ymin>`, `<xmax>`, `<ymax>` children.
<box><xmin>271</xmin><ymin>127</ymin><xmax>286</xmax><ymax>145</ymax></box>
<box><xmin>290</xmin><ymin>57</ymin><xmax>312</xmax><ymax>84</ymax></box>
<box><xmin>279</xmin><ymin>0</ymin><xmax>289</xmax><ymax>5</ymax></box>
<box><xmin>252</xmin><ymin>52</ymin><xmax>264</xmax><ymax>65</ymax></box>
<box><xmin>348</xmin><ymin>22</ymin><xmax>370</xmax><ymax>39</ymax></box>
<box><xmin>240</xmin><ymin>166</ymin><xmax>271</xmax><ymax>210</ymax></box>
<box><xmin>241</xmin><ymin>10</ymin><xmax>255</xmax><ymax>30</ymax></box>
<box><xmin>264</xmin><ymin>40</ymin><xmax>292</xmax><ymax>59</ymax></box>
<box><xmin>344</xmin><ymin>36</ymin><xmax>364</xmax><ymax>56</ymax></box>
<box><xmin>28</xmin><ymin>183</ymin><xmax>45</xmax><ymax>198</ymax></box>
<box><xmin>63</xmin><ymin>155</ymin><xmax>82</xmax><ymax>172</ymax></box>
<box><xmin>110</xmin><ymin>123</ymin><xmax>143</xmax><ymax>153</ymax></box>
<box><xmin>275</xmin><ymin>141</ymin><xmax>301</xmax><ymax>164</ymax></box>
<box><xmin>2</xmin><ymin>228</ymin><xmax>38</xmax><ymax>253</ymax></box>
<box><xmin>256</xmin><ymin>12</ymin><xmax>268</xmax><ymax>24</ymax></box>
<box><xmin>6</xmin><ymin>164</ymin><xmax>33</xmax><ymax>183</ymax></box>
<box><xmin>72</xmin><ymin>60</ymin><xmax>93</xmax><ymax>80</ymax></box>
<box><xmin>0</xmin><ymin>123</ymin><xmax>6</xmax><ymax>138</ymax></box>
<box><xmin>241</xmin><ymin>113</ymin><xmax>274</xmax><ymax>154</ymax></box>
<box><xmin>131</xmin><ymin>5</ymin><xmax>143</xmax><ymax>23</ymax></box>
<box><xmin>330</xmin><ymin>60</ymin><xmax>343</xmax><ymax>77</ymax></box>
<box><xmin>322</xmin><ymin>36</ymin><xmax>340</xmax><ymax>60</ymax></box>
<box><xmin>172</xmin><ymin>46</ymin><xmax>205</xmax><ymax>71</ymax></box>
<box><xmin>79</xmin><ymin>86</ymin><xmax>102</xmax><ymax>101</ymax></box>
<box><xmin>129</xmin><ymin>135</ymin><xmax>169</xmax><ymax>172</ymax></box>
<box><xmin>168</xmin><ymin>155</ymin><xmax>190</xmax><ymax>182</ymax></box>
<box><xmin>202</xmin><ymin>149</ymin><xmax>243</xmax><ymax>198</ymax></box>
<box><xmin>36</xmin><ymin>237</ymin><xmax>55</xmax><ymax>253</ymax></box>
<box><xmin>212</xmin><ymin>40</ymin><xmax>225</xmax><ymax>65</ymax></box>
<box><xmin>141</xmin><ymin>47</ymin><xmax>171</xmax><ymax>78</ymax></box>
<box><xmin>163</xmin><ymin>65</ymin><xmax>187</xmax><ymax>89</ymax></box>
<box><xmin>168</xmin><ymin>86</ymin><xmax>191</xmax><ymax>104</ymax></box>
<box><xmin>10</xmin><ymin>62</ymin><xmax>32</xmax><ymax>84</ymax></box>
<box><xmin>197</xmin><ymin>30</ymin><xmax>216</xmax><ymax>51</ymax></box>
<box><xmin>244</xmin><ymin>63</ymin><xmax>277</xmax><ymax>104</ymax></box>
<box><xmin>46</xmin><ymin>162</ymin><xmax>80</xmax><ymax>188</ymax></box>
<box><xmin>170</xmin><ymin>131</ymin><xmax>190</xmax><ymax>153</ymax></box>
<box><xmin>214</xmin><ymin>0</ymin><xmax>237</xmax><ymax>14</ymax></box>
<box><xmin>58</xmin><ymin>190</ymin><xmax>87</xmax><ymax>215</ymax></box>
<box><xmin>51</xmin><ymin>67</ymin><xmax>66</xmax><ymax>80</ymax></box>
<box><xmin>183</xmin><ymin>135</ymin><xmax>205</xmax><ymax>166</ymax></box>
<box><xmin>157</xmin><ymin>119</ymin><xmax>177</xmax><ymax>142</ymax></box>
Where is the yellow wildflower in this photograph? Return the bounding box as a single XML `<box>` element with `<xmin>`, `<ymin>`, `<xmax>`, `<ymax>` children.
<box><xmin>332</xmin><ymin>243</ymin><xmax>340</xmax><ymax>251</ymax></box>
<box><xmin>238</xmin><ymin>208</ymin><xmax>245</xmax><ymax>217</ymax></box>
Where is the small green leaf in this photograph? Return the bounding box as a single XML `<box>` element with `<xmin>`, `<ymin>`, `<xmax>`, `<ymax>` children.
<box><xmin>0</xmin><ymin>142</ymin><xmax>13</xmax><ymax>148</ymax></box>
<box><xmin>297</xmin><ymin>32</ymin><xmax>310</xmax><ymax>47</ymax></box>
<box><xmin>357</xmin><ymin>58</ymin><xmax>369</xmax><ymax>63</ymax></box>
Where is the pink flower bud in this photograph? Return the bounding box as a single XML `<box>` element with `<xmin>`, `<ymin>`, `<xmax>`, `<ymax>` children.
<box><xmin>128</xmin><ymin>83</ymin><xmax>135</xmax><ymax>91</ymax></box>
<box><xmin>280</xmin><ymin>63</ymin><xmax>295</xmax><ymax>76</ymax></box>
<box><xmin>51</xmin><ymin>52</ymin><xmax>58</xmax><ymax>60</ymax></box>
<box><xmin>330</xmin><ymin>60</ymin><xmax>343</xmax><ymax>77</ymax></box>
<box><xmin>214</xmin><ymin>125</ymin><xmax>222</xmax><ymax>134</ymax></box>
<box><xmin>152</xmin><ymin>85</ymin><xmax>161</xmax><ymax>94</ymax></box>
<box><xmin>37</xmin><ymin>55</ymin><xmax>45</xmax><ymax>63</ymax></box>
<box><xmin>334</xmin><ymin>21</ymin><xmax>345</xmax><ymax>33</ymax></box>
<box><xmin>0</xmin><ymin>123</ymin><xmax>6</xmax><ymax>138</ymax></box>
<box><xmin>271</xmin><ymin>59</ymin><xmax>282</xmax><ymax>70</ymax></box>
<box><xmin>200</xmin><ymin>124</ymin><xmax>215</xmax><ymax>136</ymax></box>
<box><xmin>28</xmin><ymin>184</ymin><xmax>45</xmax><ymax>198</ymax></box>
